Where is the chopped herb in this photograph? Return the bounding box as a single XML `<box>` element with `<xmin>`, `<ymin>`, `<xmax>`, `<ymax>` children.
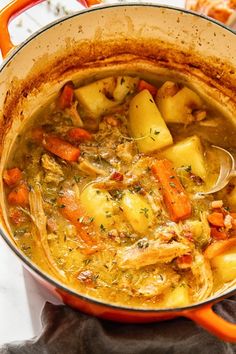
<box><xmin>169</xmin><ymin>182</ymin><xmax>176</xmax><ymax>188</ymax></box>
<box><xmin>59</xmin><ymin>204</ymin><xmax>65</xmax><ymax>208</ymax></box>
<box><xmin>137</xmin><ymin>239</ymin><xmax>149</xmax><ymax>248</ymax></box>
<box><xmin>100</xmin><ymin>224</ymin><xmax>106</xmax><ymax>232</ymax></box>
<box><xmin>96</xmin><ymin>190</ymin><xmax>101</xmax><ymax>194</ymax></box>
<box><xmin>133</xmin><ymin>185</ymin><xmax>142</xmax><ymax>193</ymax></box>
<box><xmin>78</xmin><ymin>216</ymin><xmax>84</xmax><ymax>223</ymax></box>
<box><xmin>150</xmin><ymin>136</ymin><xmax>155</xmax><ymax>141</ymax></box>
<box><xmin>83</xmin><ymin>259</ymin><xmax>91</xmax><ymax>265</ymax></box>
<box><xmin>120</xmin><ymin>77</ymin><xmax>125</xmax><ymax>85</ymax></box>
<box><xmin>64</xmin><ymin>234</ymin><xmax>67</xmax><ymax>242</ymax></box>
<box><xmin>140</xmin><ymin>207</ymin><xmax>149</xmax><ymax>218</ymax></box>
<box><xmin>184</xmin><ymin>165</ymin><xmax>192</xmax><ymax>172</ymax></box>
<box><xmin>110</xmin><ymin>189</ymin><xmax>123</xmax><ymax>200</ymax></box>
<box><xmin>89</xmin><ymin>217</ymin><xmax>95</xmax><ymax>223</ymax></box>
<box><xmin>149</xmin><ymin>99</ymin><xmax>154</xmax><ymax>103</ymax></box>
<box><xmin>159</xmin><ymin>274</ymin><xmax>164</xmax><ymax>281</ymax></box>
<box><xmin>154</xmin><ymin>130</ymin><xmax>160</xmax><ymax>135</ymax></box>
<box><xmin>22</xmin><ymin>245</ymin><xmax>31</xmax><ymax>252</ymax></box>
<box><xmin>74</xmin><ymin>175</ymin><xmax>82</xmax><ymax>183</ymax></box>
<box><xmin>169</xmin><ymin>175</ymin><xmax>175</xmax><ymax>179</ymax></box>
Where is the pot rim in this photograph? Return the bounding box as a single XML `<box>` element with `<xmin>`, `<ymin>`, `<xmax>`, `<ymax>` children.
<box><xmin>1</xmin><ymin>2</ymin><xmax>235</xmax><ymax>72</ymax></box>
<box><xmin>1</xmin><ymin>2</ymin><xmax>236</xmax><ymax>313</ymax></box>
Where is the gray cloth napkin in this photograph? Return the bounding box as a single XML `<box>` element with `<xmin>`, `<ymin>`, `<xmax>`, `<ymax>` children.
<box><xmin>1</xmin><ymin>298</ymin><xmax>236</xmax><ymax>354</ymax></box>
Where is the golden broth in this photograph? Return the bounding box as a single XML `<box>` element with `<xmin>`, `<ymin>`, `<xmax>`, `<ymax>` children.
<box><xmin>3</xmin><ymin>75</ymin><xmax>236</xmax><ymax>308</ymax></box>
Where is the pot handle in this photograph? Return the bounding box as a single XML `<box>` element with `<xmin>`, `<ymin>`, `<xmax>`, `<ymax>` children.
<box><xmin>0</xmin><ymin>0</ymin><xmax>99</xmax><ymax>59</ymax></box>
<box><xmin>183</xmin><ymin>303</ymin><xmax>236</xmax><ymax>342</ymax></box>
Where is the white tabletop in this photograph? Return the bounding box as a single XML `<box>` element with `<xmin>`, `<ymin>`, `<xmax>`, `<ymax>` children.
<box><xmin>0</xmin><ymin>0</ymin><xmax>185</xmax><ymax>346</ymax></box>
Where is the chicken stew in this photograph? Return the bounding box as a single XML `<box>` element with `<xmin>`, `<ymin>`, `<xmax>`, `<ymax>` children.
<box><xmin>4</xmin><ymin>75</ymin><xmax>236</xmax><ymax>309</ymax></box>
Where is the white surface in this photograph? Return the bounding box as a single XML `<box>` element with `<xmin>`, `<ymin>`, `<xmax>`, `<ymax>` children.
<box><xmin>0</xmin><ymin>0</ymin><xmax>185</xmax><ymax>346</ymax></box>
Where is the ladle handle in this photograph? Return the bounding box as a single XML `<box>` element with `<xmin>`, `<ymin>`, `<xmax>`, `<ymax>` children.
<box><xmin>0</xmin><ymin>0</ymin><xmax>99</xmax><ymax>58</ymax></box>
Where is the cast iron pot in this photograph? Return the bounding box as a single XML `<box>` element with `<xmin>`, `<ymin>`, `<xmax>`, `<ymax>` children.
<box><xmin>1</xmin><ymin>0</ymin><xmax>236</xmax><ymax>342</ymax></box>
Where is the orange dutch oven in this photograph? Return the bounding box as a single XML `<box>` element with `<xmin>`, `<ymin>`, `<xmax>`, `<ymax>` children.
<box><xmin>1</xmin><ymin>0</ymin><xmax>236</xmax><ymax>343</ymax></box>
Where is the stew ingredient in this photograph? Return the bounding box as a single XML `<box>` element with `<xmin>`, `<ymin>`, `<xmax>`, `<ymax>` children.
<box><xmin>4</xmin><ymin>75</ymin><xmax>236</xmax><ymax>308</ymax></box>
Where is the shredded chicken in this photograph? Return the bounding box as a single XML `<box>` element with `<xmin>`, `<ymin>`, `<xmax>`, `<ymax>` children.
<box><xmin>93</xmin><ymin>180</ymin><xmax>124</xmax><ymax>191</ymax></box>
<box><xmin>116</xmin><ymin>142</ymin><xmax>136</xmax><ymax>163</ymax></box>
<box><xmin>65</xmin><ymin>101</ymin><xmax>83</xmax><ymax>127</ymax></box>
<box><xmin>120</xmin><ymin>266</ymin><xmax>179</xmax><ymax>297</ymax></box>
<box><xmin>29</xmin><ymin>183</ymin><xmax>67</xmax><ymax>282</ymax></box>
<box><xmin>191</xmin><ymin>251</ymin><xmax>213</xmax><ymax>302</ymax></box>
<box><xmin>77</xmin><ymin>158</ymin><xmax>107</xmax><ymax>176</ymax></box>
<box><xmin>41</xmin><ymin>154</ymin><xmax>64</xmax><ymax>184</ymax></box>
<box><xmin>117</xmin><ymin>238</ymin><xmax>191</xmax><ymax>270</ymax></box>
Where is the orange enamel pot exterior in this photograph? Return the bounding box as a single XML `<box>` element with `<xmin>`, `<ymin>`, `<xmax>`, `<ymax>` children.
<box><xmin>1</xmin><ymin>0</ymin><xmax>236</xmax><ymax>343</ymax></box>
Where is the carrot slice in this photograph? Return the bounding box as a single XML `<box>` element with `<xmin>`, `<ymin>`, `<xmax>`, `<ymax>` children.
<box><xmin>176</xmin><ymin>254</ymin><xmax>193</xmax><ymax>269</ymax></box>
<box><xmin>7</xmin><ymin>182</ymin><xmax>29</xmax><ymax>207</ymax></box>
<box><xmin>67</xmin><ymin>128</ymin><xmax>92</xmax><ymax>142</ymax></box>
<box><xmin>58</xmin><ymin>193</ymin><xmax>97</xmax><ymax>249</ymax></box>
<box><xmin>152</xmin><ymin>159</ymin><xmax>192</xmax><ymax>222</ymax></box>
<box><xmin>204</xmin><ymin>237</ymin><xmax>236</xmax><ymax>259</ymax></box>
<box><xmin>32</xmin><ymin>128</ymin><xmax>80</xmax><ymax>162</ymax></box>
<box><xmin>230</xmin><ymin>213</ymin><xmax>236</xmax><ymax>230</ymax></box>
<box><xmin>3</xmin><ymin>168</ymin><xmax>22</xmax><ymax>186</ymax></box>
<box><xmin>137</xmin><ymin>80</ymin><xmax>158</xmax><ymax>97</ymax></box>
<box><xmin>58</xmin><ymin>83</ymin><xmax>74</xmax><ymax>110</ymax></box>
<box><xmin>208</xmin><ymin>212</ymin><xmax>225</xmax><ymax>227</ymax></box>
<box><xmin>42</xmin><ymin>135</ymin><xmax>80</xmax><ymax>162</ymax></box>
<box><xmin>210</xmin><ymin>227</ymin><xmax>228</xmax><ymax>240</ymax></box>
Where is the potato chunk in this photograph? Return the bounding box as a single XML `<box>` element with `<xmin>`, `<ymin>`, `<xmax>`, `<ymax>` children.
<box><xmin>164</xmin><ymin>284</ymin><xmax>190</xmax><ymax>308</ymax></box>
<box><xmin>156</xmin><ymin>81</ymin><xmax>206</xmax><ymax>124</ymax></box>
<box><xmin>113</xmin><ymin>76</ymin><xmax>139</xmax><ymax>102</ymax></box>
<box><xmin>211</xmin><ymin>246</ymin><xmax>236</xmax><ymax>283</ymax></box>
<box><xmin>186</xmin><ymin>213</ymin><xmax>211</xmax><ymax>247</ymax></box>
<box><xmin>161</xmin><ymin>135</ymin><xmax>207</xmax><ymax>180</ymax></box>
<box><xmin>75</xmin><ymin>76</ymin><xmax>138</xmax><ymax>119</ymax></box>
<box><xmin>121</xmin><ymin>191</ymin><xmax>154</xmax><ymax>233</ymax></box>
<box><xmin>80</xmin><ymin>185</ymin><xmax>117</xmax><ymax>229</ymax></box>
<box><xmin>129</xmin><ymin>89</ymin><xmax>173</xmax><ymax>153</ymax></box>
<box><xmin>74</xmin><ymin>77</ymin><xmax>118</xmax><ymax>119</ymax></box>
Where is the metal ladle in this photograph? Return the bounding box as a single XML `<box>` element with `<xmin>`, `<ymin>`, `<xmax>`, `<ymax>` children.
<box><xmin>201</xmin><ymin>145</ymin><xmax>236</xmax><ymax>195</ymax></box>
